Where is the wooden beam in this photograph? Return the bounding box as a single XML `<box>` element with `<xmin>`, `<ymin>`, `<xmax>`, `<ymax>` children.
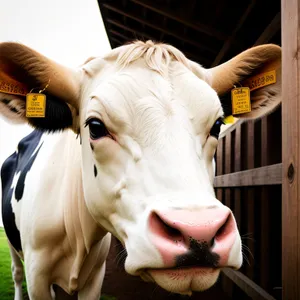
<box><xmin>106</xmin><ymin>19</ymin><xmax>210</xmax><ymax>65</ymax></box>
<box><xmin>254</xmin><ymin>12</ymin><xmax>281</xmax><ymax>46</ymax></box>
<box><xmin>211</xmin><ymin>0</ymin><xmax>256</xmax><ymax>67</ymax></box>
<box><xmin>253</xmin><ymin>12</ymin><xmax>281</xmax><ymax>46</ymax></box>
<box><xmin>222</xmin><ymin>269</ymin><xmax>277</xmax><ymax>300</ymax></box>
<box><xmin>214</xmin><ymin>163</ymin><xmax>282</xmax><ymax>187</ymax></box>
<box><xmin>102</xmin><ymin>3</ymin><xmax>217</xmax><ymax>53</ymax></box>
<box><xmin>108</xmin><ymin>30</ymin><xmax>133</xmax><ymax>42</ymax></box>
<box><xmin>130</xmin><ymin>0</ymin><xmax>227</xmax><ymax>41</ymax></box>
<box><xmin>281</xmin><ymin>0</ymin><xmax>300</xmax><ymax>299</ymax></box>
<box><xmin>107</xmin><ymin>18</ymin><xmax>153</xmax><ymax>40</ymax></box>
<box><xmin>110</xmin><ymin>37</ymin><xmax>123</xmax><ymax>45</ymax></box>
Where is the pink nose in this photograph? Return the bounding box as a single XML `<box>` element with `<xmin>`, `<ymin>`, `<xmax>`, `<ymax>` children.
<box><xmin>148</xmin><ymin>207</ymin><xmax>237</xmax><ymax>268</ymax></box>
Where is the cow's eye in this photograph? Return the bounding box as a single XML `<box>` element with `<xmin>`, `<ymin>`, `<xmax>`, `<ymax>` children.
<box><xmin>85</xmin><ymin>118</ymin><xmax>109</xmax><ymax>140</ymax></box>
<box><xmin>209</xmin><ymin>118</ymin><xmax>224</xmax><ymax>139</ymax></box>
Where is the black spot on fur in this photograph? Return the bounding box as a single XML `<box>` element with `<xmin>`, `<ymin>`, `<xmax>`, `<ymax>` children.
<box><xmin>1</xmin><ymin>130</ymin><xmax>43</xmax><ymax>252</ymax></box>
<box><xmin>94</xmin><ymin>165</ymin><xmax>98</xmax><ymax>177</ymax></box>
<box><xmin>9</xmin><ymin>107</ymin><xmax>18</xmax><ymax>113</ymax></box>
<box><xmin>28</xmin><ymin>93</ymin><xmax>73</xmax><ymax>132</ymax></box>
<box><xmin>90</xmin><ymin>143</ymin><xmax>94</xmax><ymax>151</ymax></box>
<box><xmin>210</xmin><ymin>118</ymin><xmax>224</xmax><ymax>139</ymax></box>
<box><xmin>2</xmin><ymin>99</ymin><xmax>10</xmax><ymax>104</ymax></box>
<box><xmin>219</xmin><ymin>92</ymin><xmax>232</xmax><ymax>117</ymax></box>
<box><xmin>14</xmin><ymin>143</ymin><xmax>43</xmax><ymax>201</ymax></box>
<box><xmin>175</xmin><ymin>238</ymin><xmax>220</xmax><ymax>268</ymax></box>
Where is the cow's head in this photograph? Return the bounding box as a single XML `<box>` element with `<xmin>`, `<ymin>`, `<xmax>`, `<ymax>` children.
<box><xmin>0</xmin><ymin>41</ymin><xmax>281</xmax><ymax>295</ymax></box>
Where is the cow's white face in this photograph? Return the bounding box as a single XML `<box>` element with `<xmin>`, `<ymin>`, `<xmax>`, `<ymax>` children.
<box><xmin>80</xmin><ymin>45</ymin><xmax>242</xmax><ymax>295</ymax></box>
<box><xmin>0</xmin><ymin>40</ymin><xmax>281</xmax><ymax>296</ymax></box>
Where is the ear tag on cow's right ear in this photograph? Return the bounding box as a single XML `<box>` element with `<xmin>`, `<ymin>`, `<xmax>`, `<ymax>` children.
<box><xmin>231</xmin><ymin>86</ymin><xmax>251</xmax><ymax>115</ymax></box>
<box><xmin>26</xmin><ymin>80</ymin><xmax>50</xmax><ymax>118</ymax></box>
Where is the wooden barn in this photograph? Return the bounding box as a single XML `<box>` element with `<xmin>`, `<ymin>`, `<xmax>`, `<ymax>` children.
<box><xmin>97</xmin><ymin>0</ymin><xmax>299</xmax><ymax>299</ymax></box>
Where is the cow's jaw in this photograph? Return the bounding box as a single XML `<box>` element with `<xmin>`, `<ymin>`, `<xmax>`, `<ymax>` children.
<box><xmin>146</xmin><ymin>268</ymin><xmax>220</xmax><ymax>296</ymax></box>
<box><xmin>117</xmin><ymin>194</ymin><xmax>242</xmax><ymax>295</ymax></box>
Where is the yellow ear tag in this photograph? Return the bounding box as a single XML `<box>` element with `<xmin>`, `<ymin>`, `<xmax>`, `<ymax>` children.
<box><xmin>231</xmin><ymin>87</ymin><xmax>251</xmax><ymax>115</ymax></box>
<box><xmin>243</xmin><ymin>70</ymin><xmax>276</xmax><ymax>92</ymax></box>
<box><xmin>26</xmin><ymin>93</ymin><xmax>46</xmax><ymax>118</ymax></box>
<box><xmin>0</xmin><ymin>71</ymin><xmax>28</xmax><ymax>96</ymax></box>
<box><xmin>223</xmin><ymin>115</ymin><xmax>235</xmax><ymax>124</ymax></box>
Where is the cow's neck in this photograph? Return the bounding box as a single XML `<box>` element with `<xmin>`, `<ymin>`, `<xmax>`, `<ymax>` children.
<box><xmin>54</xmin><ymin>130</ymin><xmax>107</xmax><ymax>291</ymax></box>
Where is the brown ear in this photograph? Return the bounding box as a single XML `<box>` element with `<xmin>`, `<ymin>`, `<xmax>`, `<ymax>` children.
<box><xmin>207</xmin><ymin>44</ymin><xmax>281</xmax><ymax>119</ymax></box>
<box><xmin>0</xmin><ymin>42</ymin><xmax>81</xmax><ymax>131</ymax></box>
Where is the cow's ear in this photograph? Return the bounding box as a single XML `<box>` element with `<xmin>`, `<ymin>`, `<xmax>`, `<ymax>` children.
<box><xmin>0</xmin><ymin>42</ymin><xmax>81</xmax><ymax>132</ymax></box>
<box><xmin>206</xmin><ymin>44</ymin><xmax>281</xmax><ymax>119</ymax></box>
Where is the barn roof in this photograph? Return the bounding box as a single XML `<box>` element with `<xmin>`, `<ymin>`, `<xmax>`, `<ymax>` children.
<box><xmin>97</xmin><ymin>0</ymin><xmax>281</xmax><ymax>68</ymax></box>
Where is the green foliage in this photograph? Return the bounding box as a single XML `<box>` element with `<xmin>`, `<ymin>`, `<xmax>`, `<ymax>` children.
<box><xmin>0</xmin><ymin>228</ymin><xmax>116</xmax><ymax>300</ymax></box>
<box><xmin>0</xmin><ymin>227</ymin><xmax>28</xmax><ymax>300</ymax></box>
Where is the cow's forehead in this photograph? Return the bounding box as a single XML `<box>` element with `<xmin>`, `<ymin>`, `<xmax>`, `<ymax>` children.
<box><xmin>85</xmin><ymin>59</ymin><xmax>223</xmax><ymax>138</ymax></box>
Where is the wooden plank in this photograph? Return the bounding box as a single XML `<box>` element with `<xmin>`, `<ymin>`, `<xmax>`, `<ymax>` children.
<box><xmin>260</xmin><ymin>117</ymin><xmax>271</xmax><ymax>290</ymax></box>
<box><xmin>281</xmin><ymin>0</ymin><xmax>300</xmax><ymax>299</ymax></box>
<box><xmin>254</xmin><ymin>12</ymin><xmax>281</xmax><ymax>46</ymax></box>
<box><xmin>216</xmin><ymin>139</ymin><xmax>224</xmax><ymax>203</ymax></box>
<box><xmin>220</xmin><ymin>119</ymin><xmax>245</xmax><ymax>139</ymax></box>
<box><xmin>211</xmin><ymin>0</ymin><xmax>256</xmax><ymax>67</ymax></box>
<box><xmin>214</xmin><ymin>163</ymin><xmax>282</xmax><ymax>187</ymax></box>
<box><xmin>103</xmin><ymin>4</ymin><xmax>217</xmax><ymax>54</ymax></box>
<box><xmin>222</xmin><ymin>269</ymin><xmax>277</xmax><ymax>300</ymax></box>
<box><xmin>130</xmin><ymin>0</ymin><xmax>228</xmax><ymax>41</ymax></box>
<box><xmin>222</xmin><ymin>135</ymin><xmax>233</xmax><ymax>297</ymax></box>
<box><xmin>224</xmin><ymin>134</ymin><xmax>232</xmax><ymax>207</ymax></box>
<box><xmin>234</xmin><ymin>125</ymin><xmax>242</xmax><ymax>229</ymax></box>
<box><xmin>245</xmin><ymin>121</ymin><xmax>255</xmax><ymax>280</ymax></box>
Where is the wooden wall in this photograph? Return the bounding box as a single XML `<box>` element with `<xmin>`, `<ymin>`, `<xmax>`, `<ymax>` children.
<box><xmin>215</xmin><ymin>108</ymin><xmax>282</xmax><ymax>300</ymax></box>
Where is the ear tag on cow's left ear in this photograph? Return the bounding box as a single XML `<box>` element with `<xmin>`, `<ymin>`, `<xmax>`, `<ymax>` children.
<box><xmin>231</xmin><ymin>86</ymin><xmax>251</xmax><ymax>115</ymax></box>
<box><xmin>26</xmin><ymin>80</ymin><xmax>50</xmax><ymax>118</ymax></box>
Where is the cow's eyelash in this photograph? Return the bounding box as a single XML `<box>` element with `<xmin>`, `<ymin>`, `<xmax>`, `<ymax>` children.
<box><xmin>84</xmin><ymin>117</ymin><xmax>98</xmax><ymax>128</ymax></box>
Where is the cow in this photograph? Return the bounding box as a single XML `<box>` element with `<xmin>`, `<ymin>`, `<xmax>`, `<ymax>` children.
<box><xmin>0</xmin><ymin>40</ymin><xmax>281</xmax><ymax>299</ymax></box>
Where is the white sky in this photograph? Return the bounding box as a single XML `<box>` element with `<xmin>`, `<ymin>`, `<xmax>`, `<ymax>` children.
<box><xmin>0</xmin><ymin>0</ymin><xmax>111</xmax><ymax>225</ymax></box>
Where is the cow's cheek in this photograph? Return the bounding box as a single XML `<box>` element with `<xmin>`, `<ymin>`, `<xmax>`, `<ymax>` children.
<box><xmin>83</xmin><ymin>141</ymin><xmax>131</xmax><ymax>230</ymax></box>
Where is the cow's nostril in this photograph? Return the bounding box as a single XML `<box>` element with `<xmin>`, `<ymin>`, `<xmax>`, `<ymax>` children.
<box><xmin>209</xmin><ymin>237</ymin><xmax>215</xmax><ymax>248</ymax></box>
<box><xmin>215</xmin><ymin>214</ymin><xmax>231</xmax><ymax>241</ymax></box>
<box><xmin>150</xmin><ymin>212</ymin><xmax>183</xmax><ymax>242</ymax></box>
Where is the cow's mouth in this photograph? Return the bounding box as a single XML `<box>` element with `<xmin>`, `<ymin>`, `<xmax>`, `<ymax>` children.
<box><xmin>142</xmin><ymin>266</ymin><xmax>220</xmax><ymax>295</ymax></box>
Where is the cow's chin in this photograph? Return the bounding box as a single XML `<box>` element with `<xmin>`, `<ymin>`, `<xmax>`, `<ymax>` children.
<box><xmin>144</xmin><ymin>267</ymin><xmax>220</xmax><ymax>295</ymax></box>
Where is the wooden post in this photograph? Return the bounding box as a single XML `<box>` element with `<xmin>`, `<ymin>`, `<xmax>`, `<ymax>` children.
<box><xmin>216</xmin><ymin>139</ymin><xmax>224</xmax><ymax>203</ymax></box>
<box><xmin>281</xmin><ymin>0</ymin><xmax>300</xmax><ymax>299</ymax></box>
